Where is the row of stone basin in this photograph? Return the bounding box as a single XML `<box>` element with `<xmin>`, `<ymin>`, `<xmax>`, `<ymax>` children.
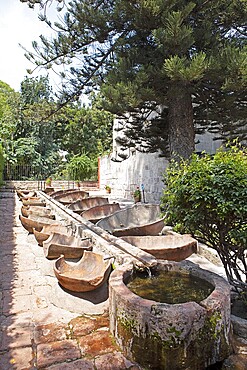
<box><xmin>37</xmin><ymin>190</ymin><xmax>232</xmax><ymax>369</ymax></box>
<box><xmin>19</xmin><ymin>189</ymin><xmax>247</xmax><ymax>369</ymax></box>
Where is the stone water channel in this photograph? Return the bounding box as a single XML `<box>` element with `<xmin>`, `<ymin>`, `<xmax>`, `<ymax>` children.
<box><xmin>0</xmin><ymin>189</ymin><xmax>246</xmax><ymax>369</ymax></box>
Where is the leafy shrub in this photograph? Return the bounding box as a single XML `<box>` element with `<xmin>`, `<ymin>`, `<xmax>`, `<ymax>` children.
<box><xmin>0</xmin><ymin>144</ymin><xmax>4</xmax><ymax>185</ymax></box>
<box><xmin>161</xmin><ymin>143</ymin><xmax>247</xmax><ymax>296</ymax></box>
<box><xmin>67</xmin><ymin>154</ymin><xmax>97</xmax><ymax>181</ymax></box>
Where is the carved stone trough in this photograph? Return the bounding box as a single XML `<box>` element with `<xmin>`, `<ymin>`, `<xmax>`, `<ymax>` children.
<box><xmin>81</xmin><ymin>203</ymin><xmax>121</xmax><ymax>223</ymax></box>
<box><xmin>121</xmin><ymin>233</ymin><xmax>197</xmax><ymax>261</ymax></box>
<box><xmin>33</xmin><ymin>224</ymin><xmax>74</xmax><ymax>246</ymax></box>
<box><xmin>109</xmin><ymin>260</ymin><xmax>231</xmax><ymax>369</ymax></box>
<box><xmin>68</xmin><ymin>196</ymin><xmax>109</xmax><ymax>214</ymax></box>
<box><xmin>19</xmin><ymin>214</ymin><xmax>60</xmax><ymax>233</ymax></box>
<box><xmin>43</xmin><ymin>233</ymin><xmax>93</xmax><ymax>259</ymax></box>
<box><xmin>53</xmin><ymin>190</ymin><xmax>89</xmax><ymax>205</ymax></box>
<box><xmin>96</xmin><ymin>203</ymin><xmax>165</xmax><ymax>237</ymax></box>
<box><xmin>21</xmin><ymin>205</ymin><xmax>55</xmax><ymax>219</ymax></box>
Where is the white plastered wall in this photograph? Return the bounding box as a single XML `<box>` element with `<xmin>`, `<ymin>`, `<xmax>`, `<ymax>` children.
<box><xmin>99</xmin><ymin>118</ymin><xmax>223</xmax><ymax>203</ymax></box>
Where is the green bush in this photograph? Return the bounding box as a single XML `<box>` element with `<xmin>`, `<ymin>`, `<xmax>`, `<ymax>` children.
<box><xmin>67</xmin><ymin>154</ymin><xmax>97</xmax><ymax>181</ymax></box>
<box><xmin>0</xmin><ymin>144</ymin><xmax>4</xmax><ymax>185</ymax></box>
<box><xmin>161</xmin><ymin>143</ymin><xmax>247</xmax><ymax>296</ymax></box>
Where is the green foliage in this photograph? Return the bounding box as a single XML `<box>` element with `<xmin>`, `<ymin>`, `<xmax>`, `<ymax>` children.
<box><xmin>161</xmin><ymin>143</ymin><xmax>247</xmax><ymax>294</ymax></box>
<box><xmin>105</xmin><ymin>184</ymin><xmax>111</xmax><ymax>192</ymax></box>
<box><xmin>134</xmin><ymin>187</ymin><xmax>141</xmax><ymax>198</ymax></box>
<box><xmin>20</xmin><ymin>0</ymin><xmax>246</xmax><ymax>158</ymax></box>
<box><xmin>45</xmin><ymin>177</ymin><xmax>52</xmax><ymax>185</ymax></box>
<box><xmin>0</xmin><ymin>81</ymin><xmax>20</xmax><ymax>160</ymax></box>
<box><xmin>67</xmin><ymin>154</ymin><xmax>97</xmax><ymax>181</ymax></box>
<box><xmin>220</xmin><ymin>45</ymin><xmax>247</xmax><ymax>91</ymax></box>
<box><xmin>0</xmin><ymin>143</ymin><xmax>4</xmax><ymax>185</ymax></box>
<box><xmin>20</xmin><ymin>76</ymin><xmax>53</xmax><ymax>104</ymax></box>
<box><xmin>163</xmin><ymin>53</ymin><xmax>207</xmax><ymax>82</ymax></box>
<box><xmin>0</xmin><ymin>75</ymin><xmax>112</xmax><ymax>180</ymax></box>
<box><xmin>62</xmin><ymin>99</ymin><xmax>113</xmax><ymax>157</ymax></box>
<box><xmin>12</xmin><ymin>138</ymin><xmax>41</xmax><ymax>165</ymax></box>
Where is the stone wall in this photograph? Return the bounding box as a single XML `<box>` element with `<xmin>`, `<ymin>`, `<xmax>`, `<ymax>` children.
<box><xmin>99</xmin><ymin>151</ymin><xmax>169</xmax><ymax>203</ymax></box>
<box><xmin>2</xmin><ymin>180</ymin><xmax>98</xmax><ymax>191</ymax></box>
<box><xmin>99</xmin><ymin>124</ymin><xmax>223</xmax><ymax>203</ymax></box>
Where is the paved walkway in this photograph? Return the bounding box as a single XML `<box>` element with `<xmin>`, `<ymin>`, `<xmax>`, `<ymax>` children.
<box><xmin>0</xmin><ymin>191</ymin><xmax>141</xmax><ymax>370</ymax></box>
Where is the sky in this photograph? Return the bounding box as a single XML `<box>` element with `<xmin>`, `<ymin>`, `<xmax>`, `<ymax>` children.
<box><xmin>0</xmin><ymin>0</ymin><xmax>61</xmax><ymax>92</ymax></box>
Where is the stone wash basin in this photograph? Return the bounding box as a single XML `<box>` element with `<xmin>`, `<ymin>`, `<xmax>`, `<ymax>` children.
<box><xmin>43</xmin><ymin>233</ymin><xmax>93</xmax><ymax>259</ymax></box>
<box><xmin>109</xmin><ymin>260</ymin><xmax>231</xmax><ymax>370</ymax></box>
<box><xmin>54</xmin><ymin>251</ymin><xmax>112</xmax><ymax>292</ymax></box>
<box><xmin>121</xmin><ymin>233</ymin><xmax>197</xmax><ymax>261</ymax></box>
<box><xmin>50</xmin><ymin>188</ymin><xmax>77</xmax><ymax>198</ymax></box>
<box><xmin>81</xmin><ymin>203</ymin><xmax>121</xmax><ymax>223</ymax></box>
<box><xmin>53</xmin><ymin>190</ymin><xmax>89</xmax><ymax>205</ymax></box>
<box><xmin>22</xmin><ymin>198</ymin><xmax>46</xmax><ymax>207</ymax></box>
<box><xmin>21</xmin><ymin>205</ymin><xmax>55</xmax><ymax>219</ymax></box>
<box><xmin>68</xmin><ymin>196</ymin><xmax>109</xmax><ymax>214</ymax></box>
<box><xmin>33</xmin><ymin>224</ymin><xmax>73</xmax><ymax>246</ymax></box>
<box><xmin>19</xmin><ymin>214</ymin><xmax>60</xmax><ymax>233</ymax></box>
<box><xmin>96</xmin><ymin>203</ymin><xmax>165</xmax><ymax>236</ymax></box>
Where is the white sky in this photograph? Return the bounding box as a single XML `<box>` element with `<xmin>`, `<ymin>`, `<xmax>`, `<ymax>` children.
<box><xmin>0</xmin><ymin>0</ymin><xmax>62</xmax><ymax>92</ymax></box>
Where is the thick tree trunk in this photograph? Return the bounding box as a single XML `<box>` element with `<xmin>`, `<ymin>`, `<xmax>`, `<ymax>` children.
<box><xmin>167</xmin><ymin>82</ymin><xmax>195</xmax><ymax>159</ymax></box>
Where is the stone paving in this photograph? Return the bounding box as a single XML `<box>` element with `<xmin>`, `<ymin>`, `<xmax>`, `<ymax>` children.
<box><xmin>0</xmin><ymin>191</ymin><xmax>142</xmax><ymax>370</ymax></box>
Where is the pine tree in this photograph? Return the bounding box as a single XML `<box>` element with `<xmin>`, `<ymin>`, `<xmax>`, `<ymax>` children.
<box><xmin>21</xmin><ymin>0</ymin><xmax>247</xmax><ymax>159</ymax></box>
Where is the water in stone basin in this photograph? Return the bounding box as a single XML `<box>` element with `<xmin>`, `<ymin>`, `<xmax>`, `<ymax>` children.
<box><xmin>127</xmin><ymin>270</ymin><xmax>214</xmax><ymax>304</ymax></box>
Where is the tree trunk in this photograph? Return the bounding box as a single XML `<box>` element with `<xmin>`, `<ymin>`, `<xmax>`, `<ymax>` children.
<box><xmin>167</xmin><ymin>82</ymin><xmax>195</xmax><ymax>159</ymax></box>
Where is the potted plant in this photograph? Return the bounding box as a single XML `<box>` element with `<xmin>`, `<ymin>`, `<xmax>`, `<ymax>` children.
<box><xmin>133</xmin><ymin>186</ymin><xmax>141</xmax><ymax>203</ymax></box>
<box><xmin>44</xmin><ymin>177</ymin><xmax>54</xmax><ymax>193</ymax></box>
<box><xmin>105</xmin><ymin>185</ymin><xmax>111</xmax><ymax>194</ymax></box>
<box><xmin>45</xmin><ymin>177</ymin><xmax>52</xmax><ymax>187</ymax></box>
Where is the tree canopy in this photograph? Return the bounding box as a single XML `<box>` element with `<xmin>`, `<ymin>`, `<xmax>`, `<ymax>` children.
<box><xmin>21</xmin><ymin>0</ymin><xmax>247</xmax><ymax>159</ymax></box>
<box><xmin>0</xmin><ymin>76</ymin><xmax>113</xmax><ymax>180</ymax></box>
<box><xmin>0</xmin><ymin>81</ymin><xmax>20</xmax><ymax>163</ymax></box>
